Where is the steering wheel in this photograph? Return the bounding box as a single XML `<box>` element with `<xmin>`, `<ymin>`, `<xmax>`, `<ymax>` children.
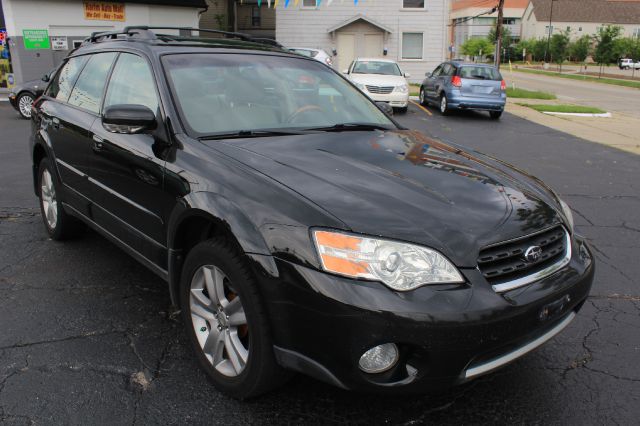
<box><xmin>286</xmin><ymin>105</ymin><xmax>324</xmax><ymax>124</ymax></box>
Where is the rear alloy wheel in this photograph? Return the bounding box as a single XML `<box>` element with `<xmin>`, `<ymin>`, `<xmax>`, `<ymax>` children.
<box><xmin>180</xmin><ymin>239</ymin><xmax>288</xmax><ymax>399</ymax></box>
<box><xmin>17</xmin><ymin>93</ymin><xmax>34</xmax><ymax>119</ymax></box>
<box><xmin>419</xmin><ymin>88</ymin><xmax>427</xmax><ymax>106</ymax></box>
<box><xmin>490</xmin><ymin>110</ymin><xmax>503</xmax><ymax>120</ymax></box>
<box><xmin>439</xmin><ymin>94</ymin><xmax>450</xmax><ymax>116</ymax></box>
<box><xmin>38</xmin><ymin>158</ymin><xmax>84</xmax><ymax>240</ymax></box>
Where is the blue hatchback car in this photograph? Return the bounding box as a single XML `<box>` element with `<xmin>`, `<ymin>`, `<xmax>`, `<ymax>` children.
<box><xmin>419</xmin><ymin>62</ymin><xmax>507</xmax><ymax>119</ymax></box>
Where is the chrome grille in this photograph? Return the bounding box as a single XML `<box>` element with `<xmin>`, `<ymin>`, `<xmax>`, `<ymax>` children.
<box><xmin>365</xmin><ymin>85</ymin><xmax>394</xmax><ymax>94</ymax></box>
<box><xmin>478</xmin><ymin>226</ymin><xmax>568</xmax><ymax>286</ymax></box>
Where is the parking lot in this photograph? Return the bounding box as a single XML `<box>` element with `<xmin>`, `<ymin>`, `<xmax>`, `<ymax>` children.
<box><xmin>1</xmin><ymin>101</ymin><xmax>639</xmax><ymax>425</ymax></box>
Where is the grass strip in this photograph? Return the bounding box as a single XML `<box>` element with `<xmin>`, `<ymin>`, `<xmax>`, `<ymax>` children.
<box><xmin>506</xmin><ymin>87</ymin><xmax>556</xmax><ymax>99</ymax></box>
<box><xmin>517</xmin><ymin>103</ymin><xmax>607</xmax><ymax>114</ymax></box>
<box><xmin>512</xmin><ymin>68</ymin><xmax>640</xmax><ymax>89</ymax></box>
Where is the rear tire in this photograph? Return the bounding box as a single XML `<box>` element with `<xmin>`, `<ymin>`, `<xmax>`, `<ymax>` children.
<box><xmin>37</xmin><ymin>158</ymin><xmax>85</xmax><ymax>240</ymax></box>
<box><xmin>490</xmin><ymin>111</ymin><xmax>503</xmax><ymax>120</ymax></box>
<box><xmin>419</xmin><ymin>88</ymin><xmax>427</xmax><ymax>106</ymax></box>
<box><xmin>439</xmin><ymin>94</ymin><xmax>450</xmax><ymax>116</ymax></box>
<box><xmin>180</xmin><ymin>238</ymin><xmax>289</xmax><ymax>399</ymax></box>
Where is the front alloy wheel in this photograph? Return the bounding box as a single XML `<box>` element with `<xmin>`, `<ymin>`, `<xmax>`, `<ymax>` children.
<box><xmin>190</xmin><ymin>265</ymin><xmax>249</xmax><ymax>377</ymax></box>
<box><xmin>419</xmin><ymin>88</ymin><xmax>427</xmax><ymax>106</ymax></box>
<box><xmin>17</xmin><ymin>93</ymin><xmax>34</xmax><ymax>119</ymax></box>
<box><xmin>38</xmin><ymin>158</ymin><xmax>84</xmax><ymax>240</ymax></box>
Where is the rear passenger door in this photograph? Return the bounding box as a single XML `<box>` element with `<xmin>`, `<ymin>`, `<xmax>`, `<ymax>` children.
<box><xmin>89</xmin><ymin>53</ymin><xmax>172</xmax><ymax>268</ymax></box>
<box><xmin>40</xmin><ymin>53</ymin><xmax>116</xmax><ymax>216</ymax></box>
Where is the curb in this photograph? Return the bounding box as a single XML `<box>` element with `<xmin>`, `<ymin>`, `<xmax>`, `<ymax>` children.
<box><xmin>542</xmin><ymin>111</ymin><xmax>611</xmax><ymax>118</ymax></box>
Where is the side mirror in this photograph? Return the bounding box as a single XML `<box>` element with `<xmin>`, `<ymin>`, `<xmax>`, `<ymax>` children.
<box><xmin>376</xmin><ymin>101</ymin><xmax>394</xmax><ymax>116</ymax></box>
<box><xmin>42</xmin><ymin>73</ymin><xmax>51</xmax><ymax>82</ymax></box>
<box><xmin>404</xmin><ymin>72</ymin><xmax>411</xmax><ymax>78</ymax></box>
<box><xmin>102</xmin><ymin>104</ymin><xmax>156</xmax><ymax>134</ymax></box>
<box><xmin>342</xmin><ymin>69</ymin><xmax>349</xmax><ymax>74</ymax></box>
<box><xmin>425</xmin><ymin>72</ymin><xmax>432</xmax><ymax>78</ymax></box>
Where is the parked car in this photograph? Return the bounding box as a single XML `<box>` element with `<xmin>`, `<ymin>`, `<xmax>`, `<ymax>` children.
<box><xmin>343</xmin><ymin>58</ymin><xmax>410</xmax><ymax>113</ymax></box>
<box><xmin>419</xmin><ymin>62</ymin><xmax>507</xmax><ymax>119</ymax></box>
<box><xmin>30</xmin><ymin>26</ymin><xmax>594</xmax><ymax>400</ymax></box>
<box><xmin>288</xmin><ymin>47</ymin><xmax>333</xmax><ymax>67</ymax></box>
<box><xmin>8</xmin><ymin>69</ymin><xmax>55</xmax><ymax>119</ymax></box>
<box><xmin>618</xmin><ymin>58</ymin><xmax>640</xmax><ymax>70</ymax></box>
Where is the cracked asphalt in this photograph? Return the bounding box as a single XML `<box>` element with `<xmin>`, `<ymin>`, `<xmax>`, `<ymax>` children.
<box><xmin>1</xmin><ymin>102</ymin><xmax>639</xmax><ymax>425</ymax></box>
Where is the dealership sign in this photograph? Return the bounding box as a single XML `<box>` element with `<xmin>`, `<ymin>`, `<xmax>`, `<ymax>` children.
<box><xmin>22</xmin><ymin>29</ymin><xmax>50</xmax><ymax>50</ymax></box>
<box><xmin>84</xmin><ymin>2</ymin><xmax>126</xmax><ymax>21</ymax></box>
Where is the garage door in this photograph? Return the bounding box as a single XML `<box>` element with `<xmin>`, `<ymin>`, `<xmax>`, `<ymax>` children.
<box><xmin>337</xmin><ymin>33</ymin><xmax>356</xmax><ymax>72</ymax></box>
<box><xmin>364</xmin><ymin>33</ymin><xmax>383</xmax><ymax>58</ymax></box>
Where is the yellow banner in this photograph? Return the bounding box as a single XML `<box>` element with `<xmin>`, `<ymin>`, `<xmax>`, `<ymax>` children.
<box><xmin>83</xmin><ymin>2</ymin><xmax>126</xmax><ymax>21</ymax></box>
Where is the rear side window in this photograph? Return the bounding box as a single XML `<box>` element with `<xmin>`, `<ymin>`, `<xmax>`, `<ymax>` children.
<box><xmin>45</xmin><ymin>56</ymin><xmax>89</xmax><ymax>101</ymax></box>
<box><xmin>104</xmin><ymin>53</ymin><xmax>159</xmax><ymax>114</ymax></box>
<box><xmin>68</xmin><ymin>52</ymin><xmax>117</xmax><ymax>114</ymax></box>
<box><xmin>458</xmin><ymin>66</ymin><xmax>502</xmax><ymax>81</ymax></box>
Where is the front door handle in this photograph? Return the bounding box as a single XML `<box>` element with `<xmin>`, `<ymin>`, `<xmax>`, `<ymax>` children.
<box><xmin>92</xmin><ymin>135</ymin><xmax>104</xmax><ymax>152</ymax></box>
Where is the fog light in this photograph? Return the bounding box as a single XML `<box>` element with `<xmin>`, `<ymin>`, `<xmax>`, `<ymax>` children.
<box><xmin>358</xmin><ymin>343</ymin><xmax>399</xmax><ymax>374</ymax></box>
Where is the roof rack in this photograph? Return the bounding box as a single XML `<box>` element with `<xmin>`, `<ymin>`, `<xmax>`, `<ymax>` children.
<box><xmin>125</xmin><ymin>26</ymin><xmax>255</xmax><ymax>42</ymax></box>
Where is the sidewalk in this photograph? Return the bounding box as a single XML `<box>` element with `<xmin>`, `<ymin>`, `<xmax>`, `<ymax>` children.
<box><xmin>505</xmin><ymin>99</ymin><xmax>640</xmax><ymax>155</ymax></box>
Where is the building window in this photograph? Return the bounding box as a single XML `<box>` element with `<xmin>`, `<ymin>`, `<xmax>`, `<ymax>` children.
<box><xmin>251</xmin><ymin>6</ymin><xmax>261</xmax><ymax>27</ymax></box>
<box><xmin>633</xmin><ymin>28</ymin><xmax>640</xmax><ymax>38</ymax></box>
<box><xmin>403</xmin><ymin>0</ymin><xmax>425</xmax><ymax>8</ymax></box>
<box><xmin>545</xmin><ymin>25</ymin><xmax>554</xmax><ymax>34</ymax></box>
<box><xmin>402</xmin><ymin>32</ymin><xmax>423</xmax><ymax>60</ymax></box>
<box><xmin>578</xmin><ymin>27</ymin><xmax>582</xmax><ymax>31</ymax></box>
<box><xmin>302</xmin><ymin>0</ymin><xmax>316</xmax><ymax>7</ymax></box>
<box><xmin>566</xmin><ymin>26</ymin><xmax>571</xmax><ymax>31</ymax></box>
<box><xmin>502</xmin><ymin>18</ymin><xmax>516</xmax><ymax>25</ymax></box>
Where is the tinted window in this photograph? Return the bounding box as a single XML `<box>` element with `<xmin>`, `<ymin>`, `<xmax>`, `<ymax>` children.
<box><xmin>432</xmin><ymin>65</ymin><xmax>443</xmax><ymax>77</ymax></box>
<box><xmin>104</xmin><ymin>53</ymin><xmax>159</xmax><ymax>113</ymax></box>
<box><xmin>68</xmin><ymin>52</ymin><xmax>117</xmax><ymax>114</ymax></box>
<box><xmin>403</xmin><ymin>0</ymin><xmax>425</xmax><ymax>7</ymax></box>
<box><xmin>458</xmin><ymin>66</ymin><xmax>502</xmax><ymax>81</ymax></box>
<box><xmin>45</xmin><ymin>56</ymin><xmax>89</xmax><ymax>101</ymax></box>
<box><xmin>162</xmin><ymin>53</ymin><xmax>393</xmax><ymax>136</ymax></box>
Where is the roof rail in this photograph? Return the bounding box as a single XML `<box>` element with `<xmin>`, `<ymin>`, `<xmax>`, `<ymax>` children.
<box><xmin>123</xmin><ymin>26</ymin><xmax>254</xmax><ymax>42</ymax></box>
<box><xmin>87</xmin><ymin>27</ymin><xmax>156</xmax><ymax>43</ymax></box>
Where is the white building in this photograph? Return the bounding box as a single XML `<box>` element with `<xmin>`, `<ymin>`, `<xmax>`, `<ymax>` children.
<box><xmin>276</xmin><ymin>0</ymin><xmax>450</xmax><ymax>82</ymax></box>
<box><xmin>0</xmin><ymin>0</ymin><xmax>206</xmax><ymax>86</ymax></box>
<box><xmin>521</xmin><ymin>0</ymin><xmax>640</xmax><ymax>41</ymax></box>
<box><xmin>451</xmin><ymin>0</ymin><xmax>527</xmax><ymax>56</ymax></box>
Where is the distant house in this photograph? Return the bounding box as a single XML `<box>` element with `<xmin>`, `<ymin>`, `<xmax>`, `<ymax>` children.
<box><xmin>451</xmin><ymin>0</ymin><xmax>528</xmax><ymax>56</ymax></box>
<box><xmin>199</xmin><ymin>0</ymin><xmax>275</xmax><ymax>39</ymax></box>
<box><xmin>522</xmin><ymin>0</ymin><xmax>640</xmax><ymax>40</ymax></box>
<box><xmin>275</xmin><ymin>0</ymin><xmax>450</xmax><ymax>82</ymax></box>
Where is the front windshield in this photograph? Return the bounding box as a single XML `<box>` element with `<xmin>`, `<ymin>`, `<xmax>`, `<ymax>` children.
<box><xmin>352</xmin><ymin>61</ymin><xmax>402</xmax><ymax>76</ymax></box>
<box><xmin>162</xmin><ymin>54</ymin><xmax>394</xmax><ymax>137</ymax></box>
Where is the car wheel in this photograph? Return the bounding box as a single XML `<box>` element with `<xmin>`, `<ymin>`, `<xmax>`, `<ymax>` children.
<box><xmin>17</xmin><ymin>93</ymin><xmax>35</xmax><ymax>119</ymax></box>
<box><xmin>419</xmin><ymin>88</ymin><xmax>427</xmax><ymax>106</ymax></box>
<box><xmin>38</xmin><ymin>158</ymin><xmax>85</xmax><ymax>240</ymax></box>
<box><xmin>439</xmin><ymin>94</ymin><xmax>450</xmax><ymax>116</ymax></box>
<box><xmin>180</xmin><ymin>238</ymin><xmax>289</xmax><ymax>399</ymax></box>
<box><xmin>490</xmin><ymin>111</ymin><xmax>503</xmax><ymax>120</ymax></box>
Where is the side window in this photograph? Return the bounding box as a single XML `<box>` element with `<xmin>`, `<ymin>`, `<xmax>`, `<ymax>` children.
<box><xmin>45</xmin><ymin>56</ymin><xmax>89</xmax><ymax>101</ymax></box>
<box><xmin>432</xmin><ymin>65</ymin><xmax>443</xmax><ymax>77</ymax></box>
<box><xmin>68</xmin><ymin>52</ymin><xmax>117</xmax><ymax>114</ymax></box>
<box><xmin>442</xmin><ymin>64</ymin><xmax>453</xmax><ymax>76</ymax></box>
<box><xmin>104</xmin><ymin>53</ymin><xmax>159</xmax><ymax>114</ymax></box>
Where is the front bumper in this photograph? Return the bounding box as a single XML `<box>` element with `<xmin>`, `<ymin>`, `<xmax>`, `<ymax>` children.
<box><xmin>256</xmin><ymin>236</ymin><xmax>594</xmax><ymax>392</ymax></box>
<box><xmin>8</xmin><ymin>94</ymin><xmax>18</xmax><ymax>109</ymax></box>
<box><xmin>364</xmin><ymin>91</ymin><xmax>409</xmax><ymax>108</ymax></box>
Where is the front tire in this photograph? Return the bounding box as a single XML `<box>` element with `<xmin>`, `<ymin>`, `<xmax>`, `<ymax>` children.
<box><xmin>38</xmin><ymin>158</ymin><xmax>84</xmax><ymax>240</ymax></box>
<box><xmin>17</xmin><ymin>93</ymin><xmax>35</xmax><ymax>119</ymax></box>
<box><xmin>180</xmin><ymin>238</ymin><xmax>288</xmax><ymax>399</ymax></box>
<box><xmin>419</xmin><ymin>88</ymin><xmax>427</xmax><ymax>106</ymax></box>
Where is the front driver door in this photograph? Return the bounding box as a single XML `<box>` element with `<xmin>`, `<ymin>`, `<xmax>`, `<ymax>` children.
<box><xmin>89</xmin><ymin>53</ymin><xmax>172</xmax><ymax>269</ymax></box>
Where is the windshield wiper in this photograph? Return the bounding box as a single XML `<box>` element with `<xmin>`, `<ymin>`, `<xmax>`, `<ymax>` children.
<box><xmin>304</xmin><ymin>123</ymin><xmax>393</xmax><ymax>132</ymax></box>
<box><xmin>198</xmin><ymin>129</ymin><xmax>309</xmax><ymax>141</ymax></box>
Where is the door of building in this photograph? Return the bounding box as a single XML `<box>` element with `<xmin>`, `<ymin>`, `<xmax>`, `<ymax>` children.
<box><xmin>364</xmin><ymin>33</ymin><xmax>384</xmax><ymax>58</ymax></box>
<box><xmin>336</xmin><ymin>33</ymin><xmax>355</xmax><ymax>72</ymax></box>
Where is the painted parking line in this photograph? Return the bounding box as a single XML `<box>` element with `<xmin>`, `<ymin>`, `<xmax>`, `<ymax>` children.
<box><xmin>410</xmin><ymin>100</ymin><xmax>432</xmax><ymax>116</ymax></box>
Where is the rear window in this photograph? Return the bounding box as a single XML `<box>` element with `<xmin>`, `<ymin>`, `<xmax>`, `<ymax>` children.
<box><xmin>458</xmin><ymin>66</ymin><xmax>502</xmax><ymax>81</ymax></box>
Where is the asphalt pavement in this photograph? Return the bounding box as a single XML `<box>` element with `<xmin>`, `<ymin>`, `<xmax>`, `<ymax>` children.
<box><xmin>1</xmin><ymin>102</ymin><xmax>639</xmax><ymax>425</ymax></box>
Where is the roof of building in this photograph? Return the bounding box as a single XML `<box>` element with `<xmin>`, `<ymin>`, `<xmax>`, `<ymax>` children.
<box><xmin>528</xmin><ymin>0</ymin><xmax>640</xmax><ymax>24</ymax></box>
<box><xmin>452</xmin><ymin>0</ymin><xmax>529</xmax><ymax>11</ymax></box>
<box><xmin>109</xmin><ymin>0</ymin><xmax>207</xmax><ymax>8</ymax></box>
<box><xmin>327</xmin><ymin>14</ymin><xmax>393</xmax><ymax>34</ymax></box>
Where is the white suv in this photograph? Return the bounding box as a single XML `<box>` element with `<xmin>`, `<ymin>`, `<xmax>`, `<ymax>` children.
<box><xmin>619</xmin><ymin>58</ymin><xmax>640</xmax><ymax>70</ymax></box>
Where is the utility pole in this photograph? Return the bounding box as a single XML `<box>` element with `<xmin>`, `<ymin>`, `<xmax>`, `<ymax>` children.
<box><xmin>494</xmin><ymin>0</ymin><xmax>506</xmax><ymax>69</ymax></box>
<box><xmin>544</xmin><ymin>0</ymin><xmax>556</xmax><ymax>63</ymax></box>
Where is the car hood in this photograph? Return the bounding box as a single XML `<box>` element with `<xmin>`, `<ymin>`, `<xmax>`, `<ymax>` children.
<box><xmin>207</xmin><ymin>130</ymin><xmax>563</xmax><ymax>267</ymax></box>
<box><xmin>349</xmin><ymin>74</ymin><xmax>407</xmax><ymax>87</ymax></box>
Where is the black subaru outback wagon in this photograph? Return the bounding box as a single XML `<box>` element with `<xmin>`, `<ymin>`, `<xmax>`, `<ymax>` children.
<box><xmin>30</xmin><ymin>27</ymin><xmax>594</xmax><ymax>399</ymax></box>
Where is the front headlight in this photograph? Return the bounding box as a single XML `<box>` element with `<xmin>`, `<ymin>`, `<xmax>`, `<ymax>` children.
<box><xmin>395</xmin><ymin>84</ymin><xmax>409</xmax><ymax>94</ymax></box>
<box><xmin>559</xmin><ymin>198</ymin><xmax>574</xmax><ymax>232</ymax></box>
<box><xmin>312</xmin><ymin>230</ymin><xmax>464</xmax><ymax>291</ymax></box>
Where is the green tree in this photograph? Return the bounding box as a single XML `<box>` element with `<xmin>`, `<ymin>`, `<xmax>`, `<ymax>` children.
<box><xmin>531</xmin><ymin>39</ymin><xmax>548</xmax><ymax>62</ymax></box>
<box><xmin>568</xmin><ymin>35</ymin><xmax>592</xmax><ymax>62</ymax></box>
<box><xmin>549</xmin><ymin>31</ymin><xmax>571</xmax><ymax>71</ymax></box>
<box><xmin>613</xmin><ymin>37</ymin><xmax>636</xmax><ymax>60</ymax></box>
<box><xmin>461</xmin><ymin>38</ymin><xmax>495</xmax><ymax>59</ymax></box>
<box><xmin>594</xmin><ymin>25</ymin><xmax>623</xmax><ymax>75</ymax></box>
